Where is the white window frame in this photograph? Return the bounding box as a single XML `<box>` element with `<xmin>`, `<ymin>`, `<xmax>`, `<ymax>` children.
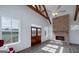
<box><xmin>0</xmin><ymin>16</ymin><xmax>21</xmax><ymax>46</ymax></box>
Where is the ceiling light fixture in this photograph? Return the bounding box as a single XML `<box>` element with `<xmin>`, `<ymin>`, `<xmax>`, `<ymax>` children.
<box><xmin>52</xmin><ymin>12</ymin><xmax>58</xmax><ymax>16</ymax></box>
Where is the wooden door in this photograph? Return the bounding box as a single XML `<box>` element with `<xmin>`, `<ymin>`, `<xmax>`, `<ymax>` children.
<box><xmin>31</xmin><ymin>27</ymin><xmax>41</xmax><ymax>46</ymax></box>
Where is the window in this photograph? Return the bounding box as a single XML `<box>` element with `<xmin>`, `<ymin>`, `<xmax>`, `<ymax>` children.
<box><xmin>37</xmin><ymin>28</ymin><xmax>41</xmax><ymax>36</ymax></box>
<box><xmin>1</xmin><ymin>16</ymin><xmax>20</xmax><ymax>44</ymax></box>
<box><xmin>32</xmin><ymin>28</ymin><xmax>36</xmax><ymax>36</ymax></box>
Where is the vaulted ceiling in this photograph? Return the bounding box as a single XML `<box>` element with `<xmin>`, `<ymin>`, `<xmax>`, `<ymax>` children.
<box><xmin>27</xmin><ymin>5</ymin><xmax>76</xmax><ymax>24</ymax></box>
<box><xmin>27</xmin><ymin>5</ymin><xmax>51</xmax><ymax>24</ymax></box>
<box><xmin>45</xmin><ymin>5</ymin><xmax>76</xmax><ymax>19</ymax></box>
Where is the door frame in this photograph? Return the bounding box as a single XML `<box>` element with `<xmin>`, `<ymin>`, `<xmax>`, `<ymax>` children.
<box><xmin>31</xmin><ymin>26</ymin><xmax>41</xmax><ymax>46</ymax></box>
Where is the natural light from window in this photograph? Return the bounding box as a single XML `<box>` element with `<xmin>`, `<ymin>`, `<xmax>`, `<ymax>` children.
<box><xmin>1</xmin><ymin>16</ymin><xmax>20</xmax><ymax>45</ymax></box>
<box><xmin>71</xmin><ymin>25</ymin><xmax>79</xmax><ymax>30</ymax></box>
<box><xmin>41</xmin><ymin>44</ymin><xmax>64</xmax><ymax>53</ymax></box>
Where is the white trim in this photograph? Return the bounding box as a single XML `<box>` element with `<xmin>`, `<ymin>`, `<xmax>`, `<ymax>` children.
<box><xmin>31</xmin><ymin>24</ymin><xmax>42</xmax><ymax>28</ymax></box>
<box><xmin>1</xmin><ymin>16</ymin><xmax>21</xmax><ymax>46</ymax></box>
<box><xmin>0</xmin><ymin>16</ymin><xmax>2</xmax><ymax>39</ymax></box>
<box><xmin>3</xmin><ymin>41</ymin><xmax>20</xmax><ymax>46</ymax></box>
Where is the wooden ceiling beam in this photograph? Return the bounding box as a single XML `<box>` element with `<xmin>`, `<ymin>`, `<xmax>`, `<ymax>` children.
<box><xmin>74</xmin><ymin>5</ymin><xmax>79</xmax><ymax>21</ymax></box>
<box><xmin>42</xmin><ymin>5</ymin><xmax>51</xmax><ymax>24</ymax></box>
<box><xmin>27</xmin><ymin>5</ymin><xmax>51</xmax><ymax>24</ymax></box>
<box><xmin>35</xmin><ymin>5</ymin><xmax>38</xmax><ymax>10</ymax></box>
<box><xmin>38</xmin><ymin>5</ymin><xmax>41</xmax><ymax>11</ymax></box>
<box><xmin>27</xmin><ymin>5</ymin><xmax>48</xmax><ymax>19</ymax></box>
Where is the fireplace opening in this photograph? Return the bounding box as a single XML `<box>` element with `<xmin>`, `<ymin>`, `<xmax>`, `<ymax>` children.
<box><xmin>56</xmin><ymin>36</ymin><xmax>65</xmax><ymax>41</ymax></box>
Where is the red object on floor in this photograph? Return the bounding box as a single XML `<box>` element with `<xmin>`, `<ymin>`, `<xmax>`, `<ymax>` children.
<box><xmin>8</xmin><ymin>47</ymin><xmax>15</xmax><ymax>53</ymax></box>
<box><xmin>0</xmin><ymin>40</ymin><xmax>4</xmax><ymax>47</ymax></box>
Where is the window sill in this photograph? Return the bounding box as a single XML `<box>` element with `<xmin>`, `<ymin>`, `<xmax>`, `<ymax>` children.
<box><xmin>4</xmin><ymin>41</ymin><xmax>20</xmax><ymax>47</ymax></box>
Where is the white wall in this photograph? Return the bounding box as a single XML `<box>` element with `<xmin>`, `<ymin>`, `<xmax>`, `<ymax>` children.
<box><xmin>64</xmin><ymin>5</ymin><xmax>79</xmax><ymax>44</ymax></box>
<box><xmin>69</xmin><ymin>12</ymin><xmax>79</xmax><ymax>44</ymax></box>
<box><xmin>0</xmin><ymin>6</ymin><xmax>50</xmax><ymax>52</ymax></box>
<box><xmin>45</xmin><ymin>8</ymin><xmax>54</xmax><ymax>41</ymax></box>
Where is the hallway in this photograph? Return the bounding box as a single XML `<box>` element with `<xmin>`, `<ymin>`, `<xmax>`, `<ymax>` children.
<box><xmin>19</xmin><ymin>40</ymin><xmax>79</xmax><ymax>53</ymax></box>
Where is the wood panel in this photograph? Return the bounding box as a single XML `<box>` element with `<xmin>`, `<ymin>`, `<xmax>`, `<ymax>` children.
<box><xmin>53</xmin><ymin>15</ymin><xmax>69</xmax><ymax>42</ymax></box>
<box><xmin>53</xmin><ymin>15</ymin><xmax>69</xmax><ymax>32</ymax></box>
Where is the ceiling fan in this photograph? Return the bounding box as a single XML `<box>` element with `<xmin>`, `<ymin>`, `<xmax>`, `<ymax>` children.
<box><xmin>52</xmin><ymin>5</ymin><xmax>66</xmax><ymax>16</ymax></box>
<box><xmin>48</xmin><ymin>5</ymin><xmax>66</xmax><ymax>16</ymax></box>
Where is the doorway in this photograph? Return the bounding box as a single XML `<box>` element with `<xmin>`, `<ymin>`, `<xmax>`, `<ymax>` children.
<box><xmin>31</xmin><ymin>26</ymin><xmax>41</xmax><ymax>46</ymax></box>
